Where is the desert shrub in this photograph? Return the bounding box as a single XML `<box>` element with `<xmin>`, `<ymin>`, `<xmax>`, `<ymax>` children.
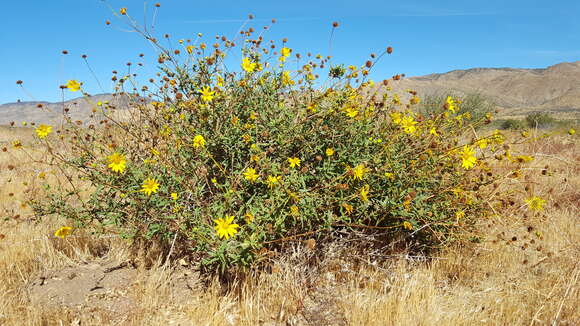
<box><xmin>525</xmin><ymin>113</ymin><xmax>556</xmax><ymax>128</ymax></box>
<box><xmin>457</xmin><ymin>93</ymin><xmax>496</xmax><ymax>123</ymax></box>
<box><xmin>10</xmin><ymin>6</ymin><xmax>545</xmax><ymax>274</ymax></box>
<box><xmin>500</xmin><ymin>119</ymin><xmax>527</xmax><ymax>130</ymax></box>
<box><xmin>418</xmin><ymin>92</ymin><xmax>495</xmax><ymax>127</ymax></box>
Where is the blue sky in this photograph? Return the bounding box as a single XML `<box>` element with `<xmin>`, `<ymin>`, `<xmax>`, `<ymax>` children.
<box><xmin>1</xmin><ymin>0</ymin><xmax>579</xmax><ymax>104</ymax></box>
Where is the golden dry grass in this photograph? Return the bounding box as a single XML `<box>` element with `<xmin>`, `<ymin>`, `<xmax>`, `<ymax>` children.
<box><xmin>0</xmin><ymin>128</ymin><xmax>578</xmax><ymax>325</ymax></box>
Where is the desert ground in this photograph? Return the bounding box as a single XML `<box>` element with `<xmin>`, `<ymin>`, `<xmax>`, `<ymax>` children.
<box><xmin>0</xmin><ymin>123</ymin><xmax>578</xmax><ymax>325</ymax></box>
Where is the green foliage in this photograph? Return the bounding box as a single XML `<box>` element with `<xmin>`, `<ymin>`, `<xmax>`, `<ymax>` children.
<box><xmin>500</xmin><ymin>119</ymin><xmax>527</xmax><ymax>130</ymax></box>
<box><xmin>525</xmin><ymin>113</ymin><xmax>556</xmax><ymax>128</ymax></box>
<box><xmin>418</xmin><ymin>92</ymin><xmax>495</xmax><ymax>127</ymax></box>
<box><xmin>24</xmin><ymin>14</ymin><xmax>538</xmax><ymax>275</ymax></box>
<box><xmin>458</xmin><ymin>93</ymin><xmax>496</xmax><ymax>123</ymax></box>
<box><xmin>499</xmin><ymin>113</ymin><xmax>564</xmax><ymax>130</ymax></box>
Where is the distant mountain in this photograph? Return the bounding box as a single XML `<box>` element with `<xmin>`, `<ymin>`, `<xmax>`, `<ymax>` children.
<box><xmin>389</xmin><ymin>61</ymin><xmax>580</xmax><ymax>118</ymax></box>
<box><xmin>2</xmin><ymin>61</ymin><xmax>580</xmax><ymax>125</ymax></box>
<box><xmin>0</xmin><ymin>93</ymin><xmax>137</xmax><ymax>126</ymax></box>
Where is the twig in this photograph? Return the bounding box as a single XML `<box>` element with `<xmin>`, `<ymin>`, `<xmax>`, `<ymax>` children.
<box><xmin>531</xmin><ymin>256</ymin><xmax>549</xmax><ymax>268</ymax></box>
<box><xmin>104</xmin><ymin>262</ymin><xmax>128</xmax><ymax>273</ymax></box>
<box><xmin>529</xmin><ymin>305</ymin><xmax>544</xmax><ymax>326</ymax></box>
<box><xmin>263</xmin><ymin>230</ymin><xmax>319</xmax><ymax>245</ymax></box>
<box><xmin>534</xmin><ymin>153</ymin><xmax>574</xmax><ymax>165</ymax></box>
<box><xmin>551</xmin><ymin>263</ymin><xmax>579</xmax><ymax>325</ymax></box>
<box><xmin>164</xmin><ymin>232</ymin><xmax>178</xmax><ymax>265</ymax></box>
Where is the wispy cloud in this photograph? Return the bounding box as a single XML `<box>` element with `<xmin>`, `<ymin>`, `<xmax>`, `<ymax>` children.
<box><xmin>387</xmin><ymin>11</ymin><xmax>497</xmax><ymax>17</ymax></box>
<box><xmin>182</xmin><ymin>17</ymin><xmax>321</xmax><ymax>24</ymax></box>
<box><xmin>384</xmin><ymin>3</ymin><xmax>498</xmax><ymax>17</ymax></box>
<box><xmin>532</xmin><ymin>50</ymin><xmax>580</xmax><ymax>56</ymax></box>
<box><xmin>183</xmin><ymin>19</ymin><xmax>250</xmax><ymax>24</ymax></box>
<box><xmin>181</xmin><ymin>11</ymin><xmax>495</xmax><ymax>25</ymax></box>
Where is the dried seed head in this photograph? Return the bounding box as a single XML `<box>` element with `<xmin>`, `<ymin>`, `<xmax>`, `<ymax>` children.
<box><xmin>387</xmin><ymin>46</ymin><xmax>393</xmax><ymax>54</ymax></box>
<box><xmin>155</xmin><ymin>3</ymin><xmax>160</xmax><ymax>7</ymax></box>
<box><xmin>332</xmin><ymin>21</ymin><xmax>339</xmax><ymax>28</ymax></box>
<box><xmin>62</xmin><ymin>50</ymin><xmax>68</xmax><ymax>55</ymax></box>
<box><xmin>16</xmin><ymin>80</ymin><xmax>23</xmax><ymax>85</ymax></box>
<box><xmin>365</xmin><ymin>60</ymin><xmax>372</xmax><ymax>68</ymax></box>
<box><xmin>248</xmin><ymin>14</ymin><xmax>254</xmax><ymax>19</ymax></box>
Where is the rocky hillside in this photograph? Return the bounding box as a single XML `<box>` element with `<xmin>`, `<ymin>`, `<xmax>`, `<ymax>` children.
<box><xmin>0</xmin><ymin>93</ymin><xmax>137</xmax><ymax>126</ymax></box>
<box><xmin>390</xmin><ymin>61</ymin><xmax>580</xmax><ymax>118</ymax></box>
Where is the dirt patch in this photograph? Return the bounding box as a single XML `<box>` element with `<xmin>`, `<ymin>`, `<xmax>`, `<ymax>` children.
<box><xmin>26</xmin><ymin>260</ymin><xmax>204</xmax><ymax>322</ymax></box>
<box><xmin>28</xmin><ymin>261</ymin><xmax>137</xmax><ymax>314</ymax></box>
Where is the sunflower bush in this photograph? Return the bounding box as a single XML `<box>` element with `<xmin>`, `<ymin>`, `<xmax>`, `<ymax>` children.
<box><xmin>20</xmin><ymin>7</ymin><xmax>546</xmax><ymax>274</ymax></box>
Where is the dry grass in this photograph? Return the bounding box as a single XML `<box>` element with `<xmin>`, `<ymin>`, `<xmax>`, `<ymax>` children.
<box><xmin>0</xmin><ymin>129</ymin><xmax>578</xmax><ymax>325</ymax></box>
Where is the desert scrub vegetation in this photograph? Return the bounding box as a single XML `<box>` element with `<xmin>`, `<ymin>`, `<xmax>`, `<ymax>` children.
<box><xmin>0</xmin><ymin>133</ymin><xmax>578</xmax><ymax>325</ymax></box>
<box><xmin>4</xmin><ymin>5</ymin><xmax>571</xmax><ymax>278</ymax></box>
<box><xmin>417</xmin><ymin>92</ymin><xmax>496</xmax><ymax>127</ymax></box>
<box><xmin>499</xmin><ymin>112</ymin><xmax>578</xmax><ymax>132</ymax></box>
<box><xmin>1</xmin><ymin>4</ymin><xmax>579</xmax><ymax>325</ymax></box>
<box><xmin>500</xmin><ymin>118</ymin><xmax>528</xmax><ymax>130</ymax></box>
<box><xmin>525</xmin><ymin>112</ymin><xmax>557</xmax><ymax>128</ymax></box>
